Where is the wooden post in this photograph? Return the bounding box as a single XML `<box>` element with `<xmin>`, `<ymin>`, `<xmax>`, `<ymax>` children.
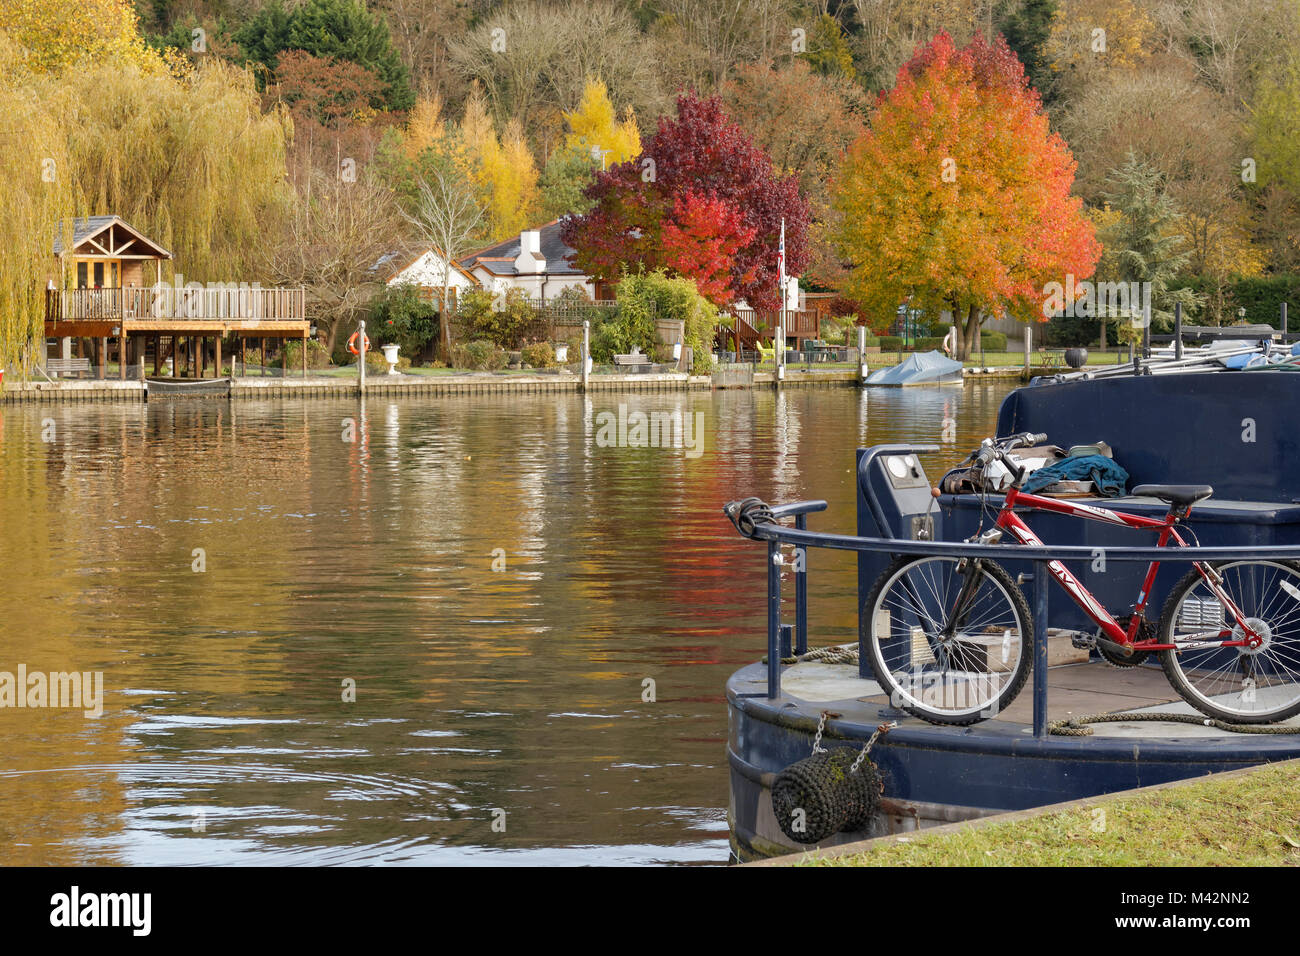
<box><xmin>302</xmin><ymin>331</ymin><xmax>308</xmax><ymax>379</ymax></box>
<box><xmin>153</xmin><ymin>335</ymin><xmax>160</xmax><ymax>375</ymax></box>
<box><xmin>241</xmin><ymin>337</ymin><xmax>247</xmax><ymax>378</ymax></box>
<box><xmin>1023</xmin><ymin>325</ymin><xmax>1032</xmax><ymax>374</ymax></box>
<box><xmin>581</xmin><ymin>319</ymin><xmax>589</xmax><ymax>392</ymax></box>
<box><xmin>97</xmin><ymin>337</ymin><xmax>106</xmax><ymax>379</ymax></box>
<box><xmin>119</xmin><ymin>333</ymin><xmax>126</xmax><ymax>380</ymax></box>
<box><xmin>260</xmin><ymin>337</ymin><xmax>265</xmax><ymax>376</ymax></box>
<box><xmin>200</xmin><ymin>336</ymin><xmax>207</xmax><ymax>379</ymax></box>
<box><xmin>358</xmin><ymin>320</ymin><xmax>366</xmax><ymax>394</ymax></box>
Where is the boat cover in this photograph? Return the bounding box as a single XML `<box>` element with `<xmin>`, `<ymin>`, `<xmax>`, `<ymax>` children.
<box><xmin>865</xmin><ymin>350</ymin><xmax>963</xmax><ymax>386</ymax></box>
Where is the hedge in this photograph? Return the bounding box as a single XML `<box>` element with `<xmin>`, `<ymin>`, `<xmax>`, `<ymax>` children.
<box><xmin>880</xmin><ymin>335</ymin><xmax>903</xmax><ymax>350</ymax></box>
<box><xmin>979</xmin><ymin>330</ymin><xmax>1007</xmax><ymax>351</ymax></box>
<box><xmin>1167</xmin><ymin>275</ymin><xmax>1300</xmax><ymax>329</ymax></box>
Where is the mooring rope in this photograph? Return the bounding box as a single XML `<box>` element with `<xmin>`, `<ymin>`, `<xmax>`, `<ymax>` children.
<box><xmin>762</xmin><ymin>644</ymin><xmax>859</xmax><ymax>666</ymax></box>
<box><xmin>1049</xmin><ymin>712</ymin><xmax>1300</xmax><ymax>736</ymax></box>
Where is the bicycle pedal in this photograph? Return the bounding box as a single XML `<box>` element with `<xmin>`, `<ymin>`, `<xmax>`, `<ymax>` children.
<box><xmin>1069</xmin><ymin>632</ymin><xmax>1096</xmax><ymax>650</ymax></box>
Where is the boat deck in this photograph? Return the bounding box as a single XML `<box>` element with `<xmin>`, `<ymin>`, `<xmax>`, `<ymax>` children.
<box><xmin>733</xmin><ymin>657</ymin><xmax>1300</xmax><ymax>739</ymax></box>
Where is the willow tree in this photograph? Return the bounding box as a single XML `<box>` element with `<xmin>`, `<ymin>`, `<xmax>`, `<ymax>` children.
<box><xmin>58</xmin><ymin>59</ymin><xmax>293</xmax><ymax>284</ymax></box>
<box><xmin>0</xmin><ymin>35</ymin><xmax>75</xmax><ymax>374</ymax></box>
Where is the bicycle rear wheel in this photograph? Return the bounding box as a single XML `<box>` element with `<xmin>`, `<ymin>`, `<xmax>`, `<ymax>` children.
<box><xmin>1159</xmin><ymin>560</ymin><xmax>1300</xmax><ymax>723</ymax></box>
<box><xmin>863</xmin><ymin>555</ymin><xmax>1032</xmax><ymax>725</ymax></box>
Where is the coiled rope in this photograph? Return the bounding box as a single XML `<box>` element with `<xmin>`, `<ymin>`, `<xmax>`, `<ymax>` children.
<box><xmin>1049</xmin><ymin>712</ymin><xmax>1300</xmax><ymax>736</ymax></box>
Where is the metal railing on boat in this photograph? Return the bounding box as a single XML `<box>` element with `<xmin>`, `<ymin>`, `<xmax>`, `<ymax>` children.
<box><xmin>728</xmin><ymin>498</ymin><xmax>1300</xmax><ymax>739</ymax></box>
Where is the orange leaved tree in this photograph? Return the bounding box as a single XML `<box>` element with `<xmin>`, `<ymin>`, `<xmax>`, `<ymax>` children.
<box><xmin>833</xmin><ymin>32</ymin><xmax>1100</xmax><ymax>359</ymax></box>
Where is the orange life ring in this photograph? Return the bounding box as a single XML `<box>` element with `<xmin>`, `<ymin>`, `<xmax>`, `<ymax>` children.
<box><xmin>347</xmin><ymin>331</ymin><xmax>371</xmax><ymax>355</ymax></box>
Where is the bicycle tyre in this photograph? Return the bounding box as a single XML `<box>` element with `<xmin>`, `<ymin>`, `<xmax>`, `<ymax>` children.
<box><xmin>862</xmin><ymin>555</ymin><xmax>1033</xmax><ymax>726</ymax></box>
<box><xmin>1158</xmin><ymin>560</ymin><xmax>1300</xmax><ymax>723</ymax></box>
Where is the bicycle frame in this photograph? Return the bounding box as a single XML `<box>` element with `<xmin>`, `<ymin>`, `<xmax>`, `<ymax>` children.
<box><xmin>993</xmin><ymin>486</ymin><xmax>1260</xmax><ymax>651</ymax></box>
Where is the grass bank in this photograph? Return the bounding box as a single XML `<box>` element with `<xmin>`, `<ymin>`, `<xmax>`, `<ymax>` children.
<box><xmin>796</xmin><ymin>760</ymin><xmax>1300</xmax><ymax>867</ymax></box>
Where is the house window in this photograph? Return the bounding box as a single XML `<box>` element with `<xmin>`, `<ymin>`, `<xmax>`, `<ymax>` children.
<box><xmin>93</xmin><ymin>262</ymin><xmax>104</xmax><ymax>288</ymax></box>
<box><xmin>76</xmin><ymin>262</ymin><xmax>88</xmax><ymax>289</ymax></box>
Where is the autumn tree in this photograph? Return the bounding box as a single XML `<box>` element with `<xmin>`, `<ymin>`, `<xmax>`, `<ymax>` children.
<box><xmin>833</xmin><ymin>32</ymin><xmax>1100</xmax><ymax>359</ymax></box>
<box><xmin>564</xmin><ymin>92</ymin><xmax>809</xmax><ymax>312</ymax></box>
<box><xmin>401</xmin><ymin>160</ymin><xmax>486</xmax><ymax>358</ymax></box>
<box><xmin>0</xmin><ymin>0</ymin><xmax>163</xmax><ymax>74</ymax></box>
<box><xmin>721</xmin><ymin>60</ymin><xmax>867</xmax><ymax>287</ymax></box>
<box><xmin>564</xmin><ymin>79</ymin><xmax>641</xmax><ymax>167</ymax></box>
<box><xmin>1042</xmin><ymin>0</ymin><xmax>1154</xmax><ymax>101</ymax></box>
<box><xmin>270</xmin><ymin>170</ymin><xmax>402</xmax><ymax>353</ymax></box>
<box><xmin>457</xmin><ymin>90</ymin><xmax>540</xmax><ymax>240</ymax></box>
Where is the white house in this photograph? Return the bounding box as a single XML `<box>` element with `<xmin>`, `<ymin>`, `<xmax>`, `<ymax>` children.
<box><xmin>377</xmin><ymin>245</ymin><xmax>480</xmax><ymax>310</ymax></box>
<box><xmin>459</xmin><ymin>219</ymin><xmax>603</xmax><ymax>302</ymax></box>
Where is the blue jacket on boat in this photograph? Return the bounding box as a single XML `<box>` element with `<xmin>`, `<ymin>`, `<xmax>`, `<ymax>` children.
<box><xmin>1020</xmin><ymin>454</ymin><xmax>1130</xmax><ymax>498</ymax></box>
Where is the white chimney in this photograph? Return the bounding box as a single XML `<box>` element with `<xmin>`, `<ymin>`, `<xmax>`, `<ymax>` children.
<box><xmin>514</xmin><ymin>230</ymin><xmax>545</xmax><ymax>274</ymax></box>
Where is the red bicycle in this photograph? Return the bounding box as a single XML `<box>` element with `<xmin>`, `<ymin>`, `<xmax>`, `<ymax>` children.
<box><xmin>865</xmin><ymin>432</ymin><xmax>1300</xmax><ymax>725</ymax></box>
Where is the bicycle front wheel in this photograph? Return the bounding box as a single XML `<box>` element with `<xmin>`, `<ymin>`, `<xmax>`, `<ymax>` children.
<box><xmin>863</xmin><ymin>556</ymin><xmax>1032</xmax><ymax>725</ymax></box>
<box><xmin>1159</xmin><ymin>560</ymin><xmax>1300</xmax><ymax>723</ymax></box>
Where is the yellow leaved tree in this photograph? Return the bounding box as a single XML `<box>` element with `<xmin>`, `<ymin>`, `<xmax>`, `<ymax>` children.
<box><xmin>0</xmin><ymin>0</ymin><xmax>163</xmax><ymax>75</ymax></box>
<box><xmin>564</xmin><ymin>79</ymin><xmax>640</xmax><ymax>168</ymax></box>
<box><xmin>457</xmin><ymin>89</ymin><xmax>540</xmax><ymax>240</ymax></box>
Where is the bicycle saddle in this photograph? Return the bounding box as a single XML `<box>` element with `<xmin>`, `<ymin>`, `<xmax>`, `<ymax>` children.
<box><xmin>1131</xmin><ymin>484</ymin><xmax>1213</xmax><ymax>506</ymax></box>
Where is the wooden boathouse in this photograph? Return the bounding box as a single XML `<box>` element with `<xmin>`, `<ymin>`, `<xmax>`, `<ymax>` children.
<box><xmin>45</xmin><ymin>216</ymin><xmax>311</xmax><ymax>379</ymax></box>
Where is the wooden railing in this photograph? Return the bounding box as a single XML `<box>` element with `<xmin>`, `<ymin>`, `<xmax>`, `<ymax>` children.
<box><xmin>46</xmin><ymin>286</ymin><xmax>306</xmax><ymax>322</ymax></box>
<box><xmin>721</xmin><ymin>310</ymin><xmax>821</xmax><ymax>348</ymax></box>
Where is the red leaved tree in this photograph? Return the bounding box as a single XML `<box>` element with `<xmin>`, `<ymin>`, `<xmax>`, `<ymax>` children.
<box><xmin>562</xmin><ymin>92</ymin><xmax>810</xmax><ymax>312</ymax></box>
<box><xmin>832</xmin><ymin>33</ymin><xmax>1101</xmax><ymax>359</ymax></box>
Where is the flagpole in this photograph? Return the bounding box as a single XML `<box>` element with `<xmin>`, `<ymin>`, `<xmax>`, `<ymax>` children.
<box><xmin>778</xmin><ymin>218</ymin><xmax>785</xmax><ymax>380</ymax></box>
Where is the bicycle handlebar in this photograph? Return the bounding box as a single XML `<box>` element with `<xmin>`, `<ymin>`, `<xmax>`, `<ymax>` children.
<box><xmin>973</xmin><ymin>432</ymin><xmax>1049</xmax><ymax>479</ymax></box>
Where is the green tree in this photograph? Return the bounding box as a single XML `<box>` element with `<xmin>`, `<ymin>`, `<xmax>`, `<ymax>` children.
<box><xmin>998</xmin><ymin>0</ymin><xmax>1057</xmax><ymax>101</ymax></box>
<box><xmin>235</xmin><ymin>0</ymin><xmax>413</xmax><ymax>110</ymax></box>
<box><xmin>538</xmin><ymin>147</ymin><xmax>599</xmax><ymax>220</ymax></box>
<box><xmin>1098</xmin><ymin>154</ymin><xmax>1203</xmax><ymax>333</ymax></box>
<box><xmin>801</xmin><ymin>14</ymin><xmax>855</xmax><ymax>79</ymax></box>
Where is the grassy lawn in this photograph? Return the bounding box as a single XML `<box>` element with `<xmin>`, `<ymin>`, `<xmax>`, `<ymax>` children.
<box><xmin>798</xmin><ymin>761</ymin><xmax>1300</xmax><ymax>867</ymax></box>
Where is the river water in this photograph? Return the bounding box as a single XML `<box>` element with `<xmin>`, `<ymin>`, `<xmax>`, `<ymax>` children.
<box><xmin>0</xmin><ymin>383</ymin><xmax>1013</xmax><ymax>865</ymax></box>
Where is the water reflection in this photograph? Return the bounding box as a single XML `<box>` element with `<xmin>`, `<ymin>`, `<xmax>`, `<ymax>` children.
<box><xmin>0</xmin><ymin>383</ymin><xmax>1012</xmax><ymax>864</ymax></box>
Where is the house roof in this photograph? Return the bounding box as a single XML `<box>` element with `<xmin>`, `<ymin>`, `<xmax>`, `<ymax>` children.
<box><xmin>459</xmin><ymin>219</ymin><xmax>585</xmax><ymax>277</ymax></box>
<box><xmin>53</xmin><ymin>215</ymin><xmax>172</xmax><ymax>259</ymax></box>
<box><xmin>375</xmin><ymin>245</ymin><xmax>479</xmax><ymax>286</ymax></box>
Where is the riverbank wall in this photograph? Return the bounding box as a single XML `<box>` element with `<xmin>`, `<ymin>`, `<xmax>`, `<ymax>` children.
<box><xmin>0</xmin><ymin>366</ymin><xmax>1034</xmax><ymax>404</ymax></box>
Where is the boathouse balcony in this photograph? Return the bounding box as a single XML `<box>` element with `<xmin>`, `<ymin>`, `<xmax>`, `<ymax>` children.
<box><xmin>46</xmin><ymin>286</ymin><xmax>306</xmax><ymax>324</ymax></box>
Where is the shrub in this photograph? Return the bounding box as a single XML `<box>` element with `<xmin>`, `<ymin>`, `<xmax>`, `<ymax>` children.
<box><xmin>363</xmin><ymin>349</ymin><xmax>411</xmax><ymax>373</ymax></box>
<box><xmin>914</xmin><ymin>335</ymin><xmax>945</xmax><ymax>350</ymax></box>
<box><xmin>1043</xmin><ymin>312</ymin><xmax>1101</xmax><ymax>348</ymax></box>
<box><xmin>521</xmin><ymin>341</ymin><xmax>554</xmax><ymax>368</ymax></box>
<box><xmin>613</xmin><ymin>269</ymin><xmax>719</xmax><ymax>370</ymax></box>
<box><xmin>456</xmin><ymin>288</ymin><xmax>546</xmax><ymax>349</ymax></box>
<box><xmin>880</xmin><ymin>335</ymin><xmax>903</xmax><ymax>350</ymax></box>
<box><xmin>861</xmin><ymin>335</ymin><xmax>880</xmax><ymax>347</ymax></box>
<box><xmin>368</xmin><ymin>283</ymin><xmax>438</xmax><ymax>356</ymax></box>
<box><xmin>277</xmin><ymin>339</ymin><xmax>331</xmax><ymax>370</ymax></box>
<box><xmin>451</xmin><ymin>339</ymin><xmax>507</xmax><ymax>370</ymax></box>
<box><xmin>979</xmin><ymin>330</ymin><xmax>1007</xmax><ymax>351</ymax></box>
